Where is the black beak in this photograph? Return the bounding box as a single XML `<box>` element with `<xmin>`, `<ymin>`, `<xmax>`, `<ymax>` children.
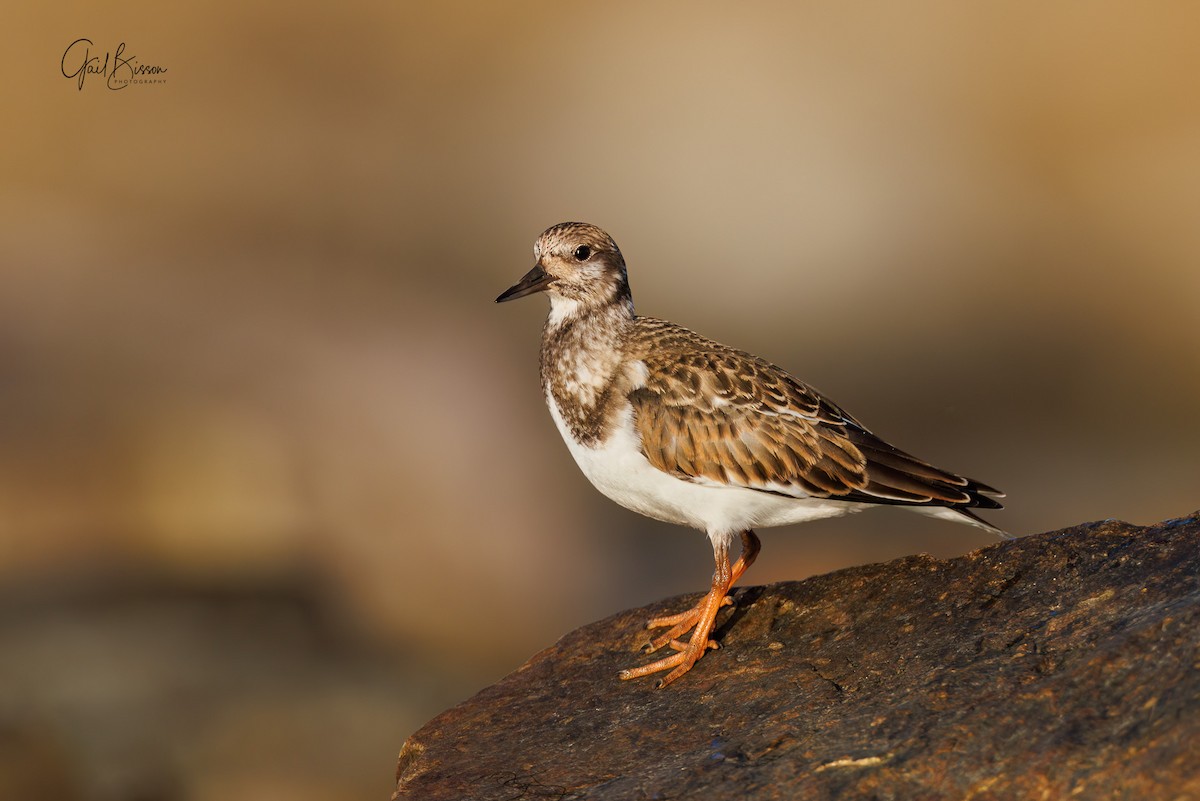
<box><xmin>496</xmin><ymin>263</ymin><xmax>555</xmax><ymax>303</ymax></box>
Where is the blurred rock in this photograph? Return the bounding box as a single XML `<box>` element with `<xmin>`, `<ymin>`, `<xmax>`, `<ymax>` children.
<box><xmin>395</xmin><ymin>511</ymin><xmax>1200</xmax><ymax>800</ymax></box>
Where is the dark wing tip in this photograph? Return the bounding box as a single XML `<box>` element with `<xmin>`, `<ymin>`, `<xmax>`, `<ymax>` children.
<box><xmin>847</xmin><ymin>430</ymin><xmax>1004</xmax><ymax>511</ymax></box>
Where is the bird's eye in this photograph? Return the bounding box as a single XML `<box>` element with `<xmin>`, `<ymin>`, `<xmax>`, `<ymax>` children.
<box><xmin>573</xmin><ymin>245</ymin><xmax>592</xmax><ymax>261</ymax></box>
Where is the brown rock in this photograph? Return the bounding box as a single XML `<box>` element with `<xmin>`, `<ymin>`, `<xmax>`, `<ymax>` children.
<box><xmin>394</xmin><ymin>513</ymin><xmax>1200</xmax><ymax>800</ymax></box>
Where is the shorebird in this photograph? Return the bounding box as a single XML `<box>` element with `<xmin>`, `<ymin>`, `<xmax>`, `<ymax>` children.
<box><xmin>497</xmin><ymin>222</ymin><xmax>1003</xmax><ymax>687</ymax></box>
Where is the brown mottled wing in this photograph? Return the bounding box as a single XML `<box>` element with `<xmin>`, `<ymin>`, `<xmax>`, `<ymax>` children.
<box><xmin>627</xmin><ymin>318</ymin><xmax>1003</xmax><ymax>510</ymax></box>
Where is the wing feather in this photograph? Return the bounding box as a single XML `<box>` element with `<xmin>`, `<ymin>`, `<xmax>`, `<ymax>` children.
<box><xmin>627</xmin><ymin>318</ymin><xmax>1003</xmax><ymax>512</ymax></box>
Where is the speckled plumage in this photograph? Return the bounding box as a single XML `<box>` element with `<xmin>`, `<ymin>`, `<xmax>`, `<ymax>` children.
<box><xmin>627</xmin><ymin>318</ymin><xmax>1002</xmax><ymax>513</ymax></box>
<box><xmin>498</xmin><ymin>222</ymin><xmax>1003</xmax><ymax>686</ymax></box>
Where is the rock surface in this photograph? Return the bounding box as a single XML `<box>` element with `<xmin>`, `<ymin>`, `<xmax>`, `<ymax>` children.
<box><xmin>394</xmin><ymin>513</ymin><xmax>1200</xmax><ymax>800</ymax></box>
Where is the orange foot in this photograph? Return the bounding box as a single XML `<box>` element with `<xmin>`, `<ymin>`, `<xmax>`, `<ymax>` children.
<box><xmin>641</xmin><ymin>595</ymin><xmax>732</xmax><ymax>653</ymax></box>
<box><xmin>618</xmin><ymin>529</ymin><xmax>761</xmax><ymax>687</ymax></box>
<box><xmin>619</xmin><ymin>582</ymin><xmax>730</xmax><ymax>686</ymax></box>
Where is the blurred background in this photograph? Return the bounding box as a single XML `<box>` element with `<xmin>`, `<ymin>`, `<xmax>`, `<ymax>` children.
<box><xmin>3</xmin><ymin>2</ymin><xmax>1199</xmax><ymax>799</ymax></box>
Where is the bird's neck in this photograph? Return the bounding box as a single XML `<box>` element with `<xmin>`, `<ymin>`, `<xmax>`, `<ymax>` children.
<box><xmin>539</xmin><ymin>296</ymin><xmax>635</xmax><ymax>445</ymax></box>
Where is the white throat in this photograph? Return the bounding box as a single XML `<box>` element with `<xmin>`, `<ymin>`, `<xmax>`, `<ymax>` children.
<box><xmin>546</xmin><ymin>295</ymin><xmax>584</xmax><ymax>329</ymax></box>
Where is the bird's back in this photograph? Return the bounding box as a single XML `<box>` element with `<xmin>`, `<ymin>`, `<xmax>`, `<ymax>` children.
<box><xmin>622</xmin><ymin>316</ymin><xmax>1004</xmax><ymax>530</ymax></box>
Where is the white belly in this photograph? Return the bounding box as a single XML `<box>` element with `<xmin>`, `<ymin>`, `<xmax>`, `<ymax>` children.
<box><xmin>545</xmin><ymin>392</ymin><xmax>871</xmax><ymax>543</ymax></box>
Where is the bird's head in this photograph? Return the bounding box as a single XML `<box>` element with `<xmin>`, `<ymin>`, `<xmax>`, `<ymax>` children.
<box><xmin>496</xmin><ymin>222</ymin><xmax>631</xmax><ymax>319</ymax></box>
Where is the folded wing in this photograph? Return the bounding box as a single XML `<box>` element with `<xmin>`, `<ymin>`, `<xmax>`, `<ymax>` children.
<box><xmin>627</xmin><ymin>320</ymin><xmax>1003</xmax><ymax>512</ymax></box>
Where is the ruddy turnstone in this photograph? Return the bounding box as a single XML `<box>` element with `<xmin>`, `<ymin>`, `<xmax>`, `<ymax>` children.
<box><xmin>497</xmin><ymin>222</ymin><xmax>1004</xmax><ymax>687</ymax></box>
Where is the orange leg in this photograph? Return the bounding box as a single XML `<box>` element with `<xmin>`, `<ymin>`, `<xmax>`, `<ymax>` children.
<box><xmin>642</xmin><ymin>529</ymin><xmax>761</xmax><ymax>652</ymax></box>
<box><xmin>620</xmin><ymin>530</ymin><xmax>761</xmax><ymax>687</ymax></box>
